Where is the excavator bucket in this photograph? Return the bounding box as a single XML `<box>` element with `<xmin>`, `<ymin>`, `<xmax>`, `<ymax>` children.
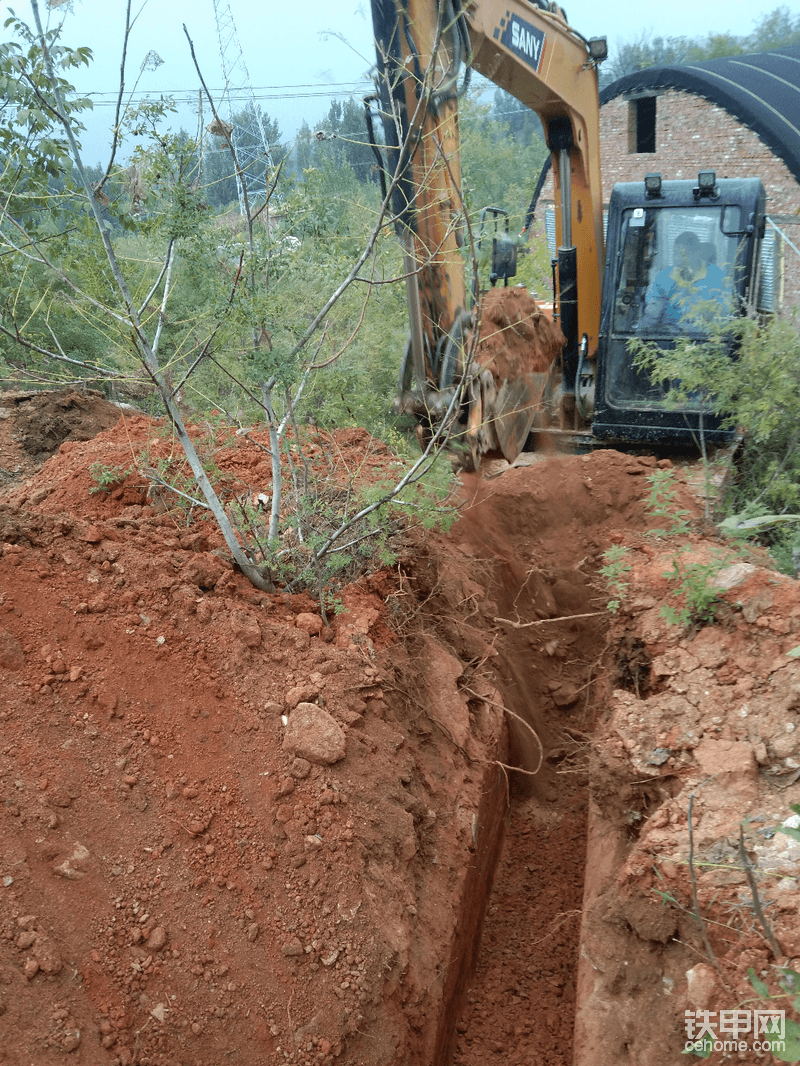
<box><xmin>491</xmin><ymin>372</ymin><xmax>550</xmax><ymax>464</ymax></box>
<box><xmin>468</xmin><ymin>288</ymin><xmax>566</xmax><ymax>465</ymax></box>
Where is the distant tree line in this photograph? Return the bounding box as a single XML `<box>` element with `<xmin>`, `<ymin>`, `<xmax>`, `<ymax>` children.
<box><xmin>601</xmin><ymin>4</ymin><xmax>800</xmax><ymax>87</ymax></box>
<box><xmin>59</xmin><ymin>3</ymin><xmax>797</xmax><ymax>217</ymax></box>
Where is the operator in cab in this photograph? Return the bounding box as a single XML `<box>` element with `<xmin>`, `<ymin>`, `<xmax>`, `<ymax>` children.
<box><xmin>640</xmin><ymin>230</ymin><xmax>729</xmax><ymax>332</ymax></box>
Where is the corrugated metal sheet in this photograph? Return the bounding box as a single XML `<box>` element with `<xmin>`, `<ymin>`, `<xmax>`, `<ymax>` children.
<box><xmin>759</xmin><ymin>223</ymin><xmax>778</xmax><ymax>312</ymax></box>
<box><xmin>544</xmin><ymin>206</ymin><xmax>607</xmax><ymax>255</ymax></box>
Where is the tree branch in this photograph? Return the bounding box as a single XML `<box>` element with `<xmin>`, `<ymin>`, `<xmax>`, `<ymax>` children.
<box><xmin>30</xmin><ymin>0</ymin><xmax>275</xmax><ymax>593</ymax></box>
<box><xmin>0</xmin><ymin>319</ymin><xmax>122</xmax><ymax>378</ymax></box>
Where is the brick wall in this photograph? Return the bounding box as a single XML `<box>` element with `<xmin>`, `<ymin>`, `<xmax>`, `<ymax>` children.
<box><xmin>541</xmin><ymin>89</ymin><xmax>800</xmax><ymax>312</ymax></box>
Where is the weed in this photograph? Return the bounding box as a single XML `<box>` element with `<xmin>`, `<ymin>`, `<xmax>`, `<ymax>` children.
<box><xmin>661</xmin><ymin>551</ymin><xmax>724</xmax><ymax>628</ymax></box>
<box><xmin>742</xmin><ymin>966</ymin><xmax>800</xmax><ymax>1062</ymax></box>
<box><xmin>644</xmin><ymin>468</ymin><xmax>691</xmax><ymax>538</ymax></box>
<box><xmin>89</xmin><ymin>462</ymin><xmax>132</xmax><ymax>495</ymax></box>
<box><xmin>599</xmin><ymin>544</ymin><xmax>632</xmax><ymax>612</ymax></box>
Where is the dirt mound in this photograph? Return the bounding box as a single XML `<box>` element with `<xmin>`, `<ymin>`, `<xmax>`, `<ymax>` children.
<box><xmin>0</xmin><ymin>389</ymin><xmax>123</xmax><ymax>467</ymax></box>
<box><xmin>474</xmin><ymin>287</ymin><xmax>564</xmax><ymax>381</ymax></box>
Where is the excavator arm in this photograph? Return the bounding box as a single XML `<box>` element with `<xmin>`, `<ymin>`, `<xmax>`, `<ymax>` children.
<box><xmin>369</xmin><ymin>0</ymin><xmax>607</xmax><ymax>464</ymax></box>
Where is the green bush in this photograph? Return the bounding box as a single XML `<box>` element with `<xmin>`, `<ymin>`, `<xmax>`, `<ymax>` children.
<box><xmin>633</xmin><ymin>313</ymin><xmax>800</xmax><ymax>573</ymax></box>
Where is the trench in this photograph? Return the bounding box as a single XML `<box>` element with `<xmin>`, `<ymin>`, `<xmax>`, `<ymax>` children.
<box><xmin>424</xmin><ymin>454</ymin><xmax>646</xmax><ymax>1066</ymax></box>
<box><xmin>451</xmin><ymin>770</ymin><xmax>589</xmax><ymax>1066</ymax></box>
<box><xmin>445</xmin><ymin>608</ymin><xmax>601</xmax><ymax>1066</ymax></box>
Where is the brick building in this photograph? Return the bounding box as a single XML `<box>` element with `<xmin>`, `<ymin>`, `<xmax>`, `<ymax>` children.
<box><xmin>540</xmin><ymin>46</ymin><xmax>800</xmax><ymax>313</ymax></box>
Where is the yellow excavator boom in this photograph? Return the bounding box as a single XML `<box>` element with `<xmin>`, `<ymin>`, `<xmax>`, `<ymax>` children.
<box><xmin>369</xmin><ymin>0</ymin><xmax>606</xmax><ymax>465</ymax></box>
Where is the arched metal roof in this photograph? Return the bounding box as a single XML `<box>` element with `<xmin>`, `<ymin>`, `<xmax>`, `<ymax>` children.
<box><xmin>599</xmin><ymin>47</ymin><xmax>800</xmax><ymax>186</ymax></box>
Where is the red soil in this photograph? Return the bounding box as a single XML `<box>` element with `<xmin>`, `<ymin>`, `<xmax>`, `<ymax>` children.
<box><xmin>1</xmin><ymin>389</ymin><xmax>799</xmax><ymax>1066</ymax></box>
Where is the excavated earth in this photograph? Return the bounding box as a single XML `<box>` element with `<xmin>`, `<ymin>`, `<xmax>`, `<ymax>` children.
<box><xmin>0</xmin><ymin>388</ymin><xmax>800</xmax><ymax>1066</ymax></box>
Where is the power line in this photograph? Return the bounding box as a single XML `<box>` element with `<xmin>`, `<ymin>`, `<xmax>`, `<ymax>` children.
<box><xmin>85</xmin><ymin>81</ymin><xmax>369</xmax><ymax>94</ymax></box>
<box><xmin>82</xmin><ymin>81</ymin><xmax>371</xmax><ymax>100</ymax></box>
<box><xmin>85</xmin><ymin>89</ymin><xmax>371</xmax><ymax>107</ymax></box>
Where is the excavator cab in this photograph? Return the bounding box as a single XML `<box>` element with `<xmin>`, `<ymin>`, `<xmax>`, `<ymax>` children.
<box><xmin>591</xmin><ymin>172</ymin><xmax>767</xmax><ymax>448</ymax></box>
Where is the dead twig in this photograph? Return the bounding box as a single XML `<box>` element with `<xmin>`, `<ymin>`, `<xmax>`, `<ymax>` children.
<box><xmin>494</xmin><ymin>611</ymin><xmax>606</xmax><ymax>629</ymax></box>
<box><xmin>528</xmin><ymin>910</ymin><xmax>581</xmax><ymax>948</ymax></box>
<box><xmin>130</xmin><ymin>1015</ymin><xmax>151</xmax><ymax>1065</ymax></box>
<box><xmin>738</xmin><ymin>823</ymin><xmax>784</xmax><ymax>959</ymax></box>
<box><xmin>287</xmin><ymin>992</ymin><xmax>295</xmax><ymax>1053</ymax></box>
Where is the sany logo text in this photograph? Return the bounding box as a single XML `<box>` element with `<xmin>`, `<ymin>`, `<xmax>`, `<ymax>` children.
<box><xmin>511</xmin><ymin>20</ymin><xmax>543</xmax><ymax>64</ymax></box>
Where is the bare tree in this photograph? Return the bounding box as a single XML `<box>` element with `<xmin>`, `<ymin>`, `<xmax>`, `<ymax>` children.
<box><xmin>3</xmin><ymin>0</ymin><xmax>473</xmax><ymax>605</ymax></box>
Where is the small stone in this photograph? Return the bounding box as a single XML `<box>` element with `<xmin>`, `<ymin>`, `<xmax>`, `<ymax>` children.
<box><xmin>295</xmin><ymin>613</ymin><xmax>324</xmax><ymax>636</ymax></box>
<box><xmin>647</xmin><ymin>748</ymin><xmax>670</xmax><ymax>766</ymax></box>
<box><xmin>686</xmin><ymin>963</ymin><xmax>718</xmax><ymax>1009</ymax></box>
<box><xmin>182</xmin><ymin>786</ymin><xmax>199</xmax><ymax>799</ymax></box>
<box><xmin>16</xmin><ymin>931</ymin><xmax>36</xmax><ymax>950</ymax></box>
<box><xmin>281</xmin><ymin>937</ymin><xmax>304</xmax><ymax>957</ymax></box>
<box><xmin>291</xmin><ymin>759</ymin><xmax>311</xmax><ymax>780</ymax></box>
<box><xmin>0</xmin><ymin>629</ymin><xmax>25</xmax><ymax>670</ymax></box>
<box><xmin>283</xmin><ymin>704</ymin><xmax>346</xmax><ymax>766</ymax></box>
<box><xmin>146</xmin><ymin>926</ymin><xmax>168</xmax><ymax>952</ymax></box>
<box><xmin>52</xmin><ymin>843</ymin><xmax>90</xmax><ymax>882</ymax></box>
<box><xmin>285</xmin><ymin>685</ymin><xmax>320</xmax><ymax>710</ymax></box>
<box><xmin>304</xmin><ymin>835</ymin><xmax>323</xmax><ymax>852</ymax></box>
<box><xmin>247</xmin><ymin>923</ymin><xmax>259</xmax><ymax>943</ymax></box>
<box><xmin>23</xmin><ymin>958</ymin><xmax>39</xmax><ymax>980</ymax></box>
<box><xmin>62</xmin><ymin>1030</ymin><xmax>81</xmax><ymax>1053</ymax></box>
<box><xmin>321</xmin><ymin>950</ymin><xmax>339</xmax><ymax>967</ymax></box>
<box><xmin>230</xmin><ymin>611</ymin><xmax>262</xmax><ymax>648</ymax></box>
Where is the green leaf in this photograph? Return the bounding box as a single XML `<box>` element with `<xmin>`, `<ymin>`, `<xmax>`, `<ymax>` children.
<box><xmin>769</xmin><ymin>1017</ymin><xmax>800</xmax><ymax>1062</ymax></box>
<box><xmin>788</xmin><ymin>645</ymin><xmax>800</xmax><ymax>659</ymax></box>
<box><xmin>748</xmin><ymin>967</ymin><xmax>770</xmax><ymax>997</ymax></box>
<box><xmin>778</xmin><ymin>826</ymin><xmax>800</xmax><ymax>844</ymax></box>
<box><xmin>720</xmin><ymin>513</ymin><xmax>800</xmax><ymax>532</ymax></box>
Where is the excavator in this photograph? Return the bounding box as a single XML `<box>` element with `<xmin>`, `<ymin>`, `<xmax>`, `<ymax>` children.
<box><xmin>367</xmin><ymin>0</ymin><xmax>768</xmax><ymax>467</ymax></box>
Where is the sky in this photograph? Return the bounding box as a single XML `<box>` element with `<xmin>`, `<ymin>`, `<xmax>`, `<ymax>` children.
<box><xmin>18</xmin><ymin>0</ymin><xmax>800</xmax><ymax>166</ymax></box>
